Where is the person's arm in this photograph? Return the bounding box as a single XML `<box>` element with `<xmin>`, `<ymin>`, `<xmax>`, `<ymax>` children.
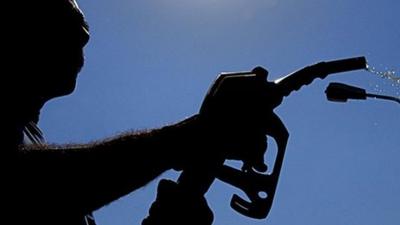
<box><xmin>15</xmin><ymin>115</ymin><xmax>201</xmax><ymax>215</ymax></box>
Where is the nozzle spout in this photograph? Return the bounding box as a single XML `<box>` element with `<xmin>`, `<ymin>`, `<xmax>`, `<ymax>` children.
<box><xmin>325</xmin><ymin>82</ymin><xmax>400</xmax><ymax>104</ymax></box>
<box><xmin>325</xmin><ymin>82</ymin><xmax>367</xmax><ymax>102</ymax></box>
<box><xmin>274</xmin><ymin>56</ymin><xmax>367</xmax><ymax>97</ymax></box>
<box><xmin>323</xmin><ymin>57</ymin><xmax>367</xmax><ymax>74</ymax></box>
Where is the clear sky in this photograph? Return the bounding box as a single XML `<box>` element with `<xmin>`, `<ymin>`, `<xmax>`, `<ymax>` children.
<box><xmin>40</xmin><ymin>1</ymin><xmax>399</xmax><ymax>225</ymax></box>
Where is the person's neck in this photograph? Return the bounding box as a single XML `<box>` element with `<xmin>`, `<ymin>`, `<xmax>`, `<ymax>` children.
<box><xmin>10</xmin><ymin>96</ymin><xmax>46</xmax><ymax>128</ymax></box>
<box><xmin>5</xmin><ymin>95</ymin><xmax>46</xmax><ymax>147</ymax></box>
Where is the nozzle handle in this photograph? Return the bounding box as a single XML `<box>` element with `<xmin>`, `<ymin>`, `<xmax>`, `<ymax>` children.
<box><xmin>274</xmin><ymin>56</ymin><xmax>367</xmax><ymax>97</ymax></box>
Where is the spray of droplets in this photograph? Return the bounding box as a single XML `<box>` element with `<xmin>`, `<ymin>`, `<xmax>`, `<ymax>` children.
<box><xmin>366</xmin><ymin>64</ymin><xmax>400</xmax><ymax>97</ymax></box>
<box><xmin>366</xmin><ymin>64</ymin><xmax>400</xmax><ymax>85</ymax></box>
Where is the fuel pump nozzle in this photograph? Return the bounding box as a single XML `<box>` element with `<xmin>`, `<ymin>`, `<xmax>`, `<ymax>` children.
<box><xmin>147</xmin><ymin>56</ymin><xmax>368</xmax><ymax>223</ymax></box>
<box><xmin>325</xmin><ymin>82</ymin><xmax>400</xmax><ymax>104</ymax></box>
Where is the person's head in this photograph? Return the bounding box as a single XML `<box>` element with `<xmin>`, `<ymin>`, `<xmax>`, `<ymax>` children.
<box><xmin>10</xmin><ymin>0</ymin><xmax>90</xmax><ymax>103</ymax></box>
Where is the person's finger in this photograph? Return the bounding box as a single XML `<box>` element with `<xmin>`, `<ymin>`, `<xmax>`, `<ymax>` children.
<box><xmin>241</xmin><ymin>134</ymin><xmax>268</xmax><ymax>172</ymax></box>
<box><xmin>224</xmin><ymin>133</ymin><xmax>268</xmax><ymax>171</ymax></box>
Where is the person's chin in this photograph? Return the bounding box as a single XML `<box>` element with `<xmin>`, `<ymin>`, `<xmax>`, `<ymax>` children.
<box><xmin>58</xmin><ymin>65</ymin><xmax>81</xmax><ymax>94</ymax></box>
<box><xmin>55</xmin><ymin>78</ymin><xmax>77</xmax><ymax>97</ymax></box>
<box><xmin>45</xmin><ymin>75</ymin><xmax>78</xmax><ymax>99</ymax></box>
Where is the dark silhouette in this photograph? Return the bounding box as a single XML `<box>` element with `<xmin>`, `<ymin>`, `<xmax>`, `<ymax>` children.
<box><xmin>6</xmin><ymin>1</ymin><xmax>269</xmax><ymax>225</ymax></box>
<box><xmin>142</xmin><ymin>56</ymin><xmax>367</xmax><ymax>224</ymax></box>
<box><xmin>6</xmin><ymin>1</ymin><xmax>368</xmax><ymax>224</ymax></box>
<box><xmin>326</xmin><ymin>82</ymin><xmax>400</xmax><ymax>104</ymax></box>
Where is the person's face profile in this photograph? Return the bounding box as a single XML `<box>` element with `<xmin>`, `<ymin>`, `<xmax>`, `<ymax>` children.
<box><xmin>18</xmin><ymin>0</ymin><xmax>91</xmax><ymax>99</ymax></box>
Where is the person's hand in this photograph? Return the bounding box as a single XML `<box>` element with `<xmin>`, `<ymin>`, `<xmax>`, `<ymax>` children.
<box><xmin>141</xmin><ymin>179</ymin><xmax>214</xmax><ymax>225</ymax></box>
<box><xmin>171</xmin><ymin>67</ymin><xmax>274</xmax><ymax>173</ymax></box>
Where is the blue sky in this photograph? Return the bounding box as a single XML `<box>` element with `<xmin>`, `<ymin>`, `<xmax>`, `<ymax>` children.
<box><xmin>40</xmin><ymin>1</ymin><xmax>399</xmax><ymax>225</ymax></box>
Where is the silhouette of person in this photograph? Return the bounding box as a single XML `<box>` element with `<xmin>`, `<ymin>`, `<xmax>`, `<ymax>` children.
<box><xmin>6</xmin><ymin>1</ymin><xmax>268</xmax><ymax>225</ymax></box>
